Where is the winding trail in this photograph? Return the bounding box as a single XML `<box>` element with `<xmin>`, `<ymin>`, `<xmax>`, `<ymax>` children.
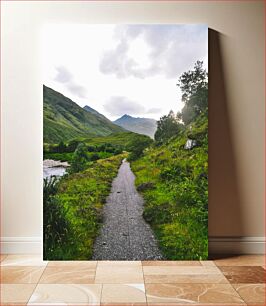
<box><xmin>92</xmin><ymin>159</ymin><xmax>163</xmax><ymax>260</ymax></box>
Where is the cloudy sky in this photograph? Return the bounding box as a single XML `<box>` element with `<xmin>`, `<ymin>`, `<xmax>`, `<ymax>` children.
<box><xmin>42</xmin><ymin>24</ymin><xmax>207</xmax><ymax>121</ymax></box>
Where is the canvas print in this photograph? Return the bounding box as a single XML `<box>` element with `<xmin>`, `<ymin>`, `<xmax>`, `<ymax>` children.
<box><xmin>43</xmin><ymin>24</ymin><xmax>208</xmax><ymax>260</ymax></box>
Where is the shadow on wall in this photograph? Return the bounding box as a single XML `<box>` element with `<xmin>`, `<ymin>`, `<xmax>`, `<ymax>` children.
<box><xmin>208</xmin><ymin>29</ymin><xmax>244</xmax><ymax>248</ymax></box>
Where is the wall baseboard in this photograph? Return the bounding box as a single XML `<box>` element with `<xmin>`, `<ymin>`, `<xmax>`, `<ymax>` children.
<box><xmin>209</xmin><ymin>236</ymin><xmax>265</xmax><ymax>255</ymax></box>
<box><xmin>1</xmin><ymin>237</ymin><xmax>42</xmax><ymax>254</ymax></box>
<box><xmin>0</xmin><ymin>236</ymin><xmax>265</xmax><ymax>255</ymax></box>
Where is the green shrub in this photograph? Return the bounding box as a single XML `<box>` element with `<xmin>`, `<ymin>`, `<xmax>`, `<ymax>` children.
<box><xmin>127</xmin><ymin>136</ymin><xmax>153</xmax><ymax>161</ymax></box>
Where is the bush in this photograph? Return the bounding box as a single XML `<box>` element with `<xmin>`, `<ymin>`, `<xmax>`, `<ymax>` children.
<box><xmin>90</xmin><ymin>153</ymin><xmax>100</xmax><ymax>161</ymax></box>
<box><xmin>69</xmin><ymin>143</ymin><xmax>89</xmax><ymax>173</ymax></box>
<box><xmin>127</xmin><ymin>136</ymin><xmax>153</xmax><ymax>161</ymax></box>
<box><xmin>87</xmin><ymin>145</ymin><xmax>96</xmax><ymax>152</ymax></box>
<box><xmin>43</xmin><ymin>177</ymin><xmax>71</xmax><ymax>259</ymax></box>
<box><xmin>136</xmin><ymin>182</ymin><xmax>155</xmax><ymax>192</ymax></box>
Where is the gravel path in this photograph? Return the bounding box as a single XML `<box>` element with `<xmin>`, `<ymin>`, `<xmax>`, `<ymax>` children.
<box><xmin>92</xmin><ymin>159</ymin><xmax>163</xmax><ymax>260</ymax></box>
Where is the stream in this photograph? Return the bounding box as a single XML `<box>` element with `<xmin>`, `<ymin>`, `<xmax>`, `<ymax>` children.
<box><xmin>43</xmin><ymin>159</ymin><xmax>69</xmax><ymax>179</ymax></box>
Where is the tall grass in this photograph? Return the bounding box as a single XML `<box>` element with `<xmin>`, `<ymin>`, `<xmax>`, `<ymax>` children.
<box><xmin>43</xmin><ymin>154</ymin><xmax>126</xmax><ymax>260</ymax></box>
<box><xmin>131</xmin><ymin>114</ymin><xmax>208</xmax><ymax>260</ymax></box>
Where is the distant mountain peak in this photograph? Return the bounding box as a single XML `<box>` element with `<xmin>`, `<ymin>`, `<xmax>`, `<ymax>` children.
<box><xmin>113</xmin><ymin>114</ymin><xmax>157</xmax><ymax>139</ymax></box>
<box><xmin>120</xmin><ymin>114</ymin><xmax>132</xmax><ymax>119</ymax></box>
<box><xmin>83</xmin><ymin>104</ymin><xmax>113</xmax><ymax>121</ymax></box>
<box><xmin>83</xmin><ymin>105</ymin><xmax>94</xmax><ymax>111</ymax></box>
<box><xmin>83</xmin><ymin>105</ymin><xmax>100</xmax><ymax>115</ymax></box>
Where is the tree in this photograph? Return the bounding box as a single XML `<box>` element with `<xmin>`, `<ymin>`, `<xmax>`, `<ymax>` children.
<box><xmin>57</xmin><ymin>141</ymin><xmax>66</xmax><ymax>153</ymax></box>
<box><xmin>177</xmin><ymin>61</ymin><xmax>208</xmax><ymax>125</ymax></box>
<box><xmin>69</xmin><ymin>143</ymin><xmax>88</xmax><ymax>173</ymax></box>
<box><xmin>67</xmin><ymin>140</ymin><xmax>80</xmax><ymax>152</ymax></box>
<box><xmin>178</xmin><ymin>61</ymin><xmax>208</xmax><ymax>104</ymax></box>
<box><xmin>180</xmin><ymin>104</ymin><xmax>197</xmax><ymax>126</ymax></box>
<box><xmin>90</xmin><ymin>153</ymin><xmax>100</xmax><ymax>161</ymax></box>
<box><xmin>48</xmin><ymin>144</ymin><xmax>58</xmax><ymax>153</ymax></box>
<box><xmin>127</xmin><ymin>136</ymin><xmax>153</xmax><ymax>161</ymax></box>
<box><xmin>154</xmin><ymin>110</ymin><xmax>183</xmax><ymax>144</ymax></box>
<box><xmin>87</xmin><ymin>145</ymin><xmax>96</xmax><ymax>152</ymax></box>
<box><xmin>114</xmin><ymin>146</ymin><xmax>123</xmax><ymax>155</ymax></box>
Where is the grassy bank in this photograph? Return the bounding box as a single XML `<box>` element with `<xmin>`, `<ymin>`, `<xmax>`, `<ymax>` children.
<box><xmin>44</xmin><ymin>151</ymin><xmax>114</xmax><ymax>163</ymax></box>
<box><xmin>43</xmin><ymin>132</ymin><xmax>151</xmax><ymax>163</ymax></box>
<box><xmin>44</xmin><ymin>153</ymin><xmax>126</xmax><ymax>260</ymax></box>
<box><xmin>131</xmin><ymin>114</ymin><xmax>208</xmax><ymax>260</ymax></box>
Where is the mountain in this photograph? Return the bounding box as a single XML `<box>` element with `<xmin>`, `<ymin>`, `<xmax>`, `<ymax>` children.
<box><xmin>43</xmin><ymin>85</ymin><xmax>124</xmax><ymax>143</ymax></box>
<box><xmin>83</xmin><ymin>105</ymin><xmax>104</xmax><ymax>117</ymax></box>
<box><xmin>113</xmin><ymin>114</ymin><xmax>157</xmax><ymax>138</ymax></box>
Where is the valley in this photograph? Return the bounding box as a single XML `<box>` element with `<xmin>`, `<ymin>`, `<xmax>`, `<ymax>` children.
<box><xmin>43</xmin><ymin>61</ymin><xmax>208</xmax><ymax>260</ymax></box>
<box><xmin>43</xmin><ymin>86</ymin><xmax>156</xmax><ymax>260</ymax></box>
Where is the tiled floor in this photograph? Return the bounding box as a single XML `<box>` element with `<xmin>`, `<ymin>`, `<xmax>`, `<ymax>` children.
<box><xmin>0</xmin><ymin>254</ymin><xmax>265</xmax><ymax>305</ymax></box>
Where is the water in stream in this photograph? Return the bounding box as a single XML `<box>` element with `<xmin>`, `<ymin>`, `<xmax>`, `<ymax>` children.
<box><xmin>43</xmin><ymin>166</ymin><xmax>67</xmax><ymax>179</ymax></box>
<box><xmin>43</xmin><ymin>159</ymin><xmax>69</xmax><ymax>179</ymax></box>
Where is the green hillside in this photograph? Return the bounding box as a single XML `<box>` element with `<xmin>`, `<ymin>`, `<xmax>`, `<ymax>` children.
<box><xmin>73</xmin><ymin>131</ymin><xmax>151</xmax><ymax>148</ymax></box>
<box><xmin>131</xmin><ymin>113</ymin><xmax>208</xmax><ymax>260</ymax></box>
<box><xmin>43</xmin><ymin>85</ymin><xmax>124</xmax><ymax>143</ymax></box>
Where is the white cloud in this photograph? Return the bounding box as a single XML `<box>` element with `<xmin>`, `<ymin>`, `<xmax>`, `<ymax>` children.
<box><xmin>104</xmin><ymin>96</ymin><xmax>146</xmax><ymax>117</ymax></box>
<box><xmin>54</xmin><ymin>66</ymin><xmax>87</xmax><ymax>98</ymax></box>
<box><xmin>54</xmin><ymin>66</ymin><xmax>72</xmax><ymax>83</ymax></box>
<box><xmin>146</xmin><ymin>107</ymin><xmax>162</xmax><ymax>114</ymax></box>
<box><xmin>99</xmin><ymin>24</ymin><xmax>208</xmax><ymax>79</ymax></box>
<box><xmin>42</xmin><ymin>24</ymin><xmax>207</xmax><ymax>121</ymax></box>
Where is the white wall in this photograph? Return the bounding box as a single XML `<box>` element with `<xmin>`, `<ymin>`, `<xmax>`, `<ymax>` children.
<box><xmin>1</xmin><ymin>1</ymin><xmax>265</xmax><ymax>254</ymax></box>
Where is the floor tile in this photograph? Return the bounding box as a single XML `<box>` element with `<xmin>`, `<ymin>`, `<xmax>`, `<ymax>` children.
<box><xmin>214</xmin><ymin>255</ymin><xmax>265</xmax><ymax>267</ymax></box>
<box><xmin>28</xmin><ymin>284</ymin><xmax>102</xmax><ymax>305</ymax></box>
<box><xmin>95</xmin><ymin>261</ymin><xmax>143</xmax><ymax>283</ymax></box>
<box><xmin>219</xmin><ymin>266</ymin><xmax>265</xmax><ymax>283</ymax></box>
<box><xmin>143</xmin><ymin>265</ymin><xmax>221</xmax><ymax>274</ymax></box>
<box><xmin>39</xmin><ymin>266</ymin><xmax>96</xmax><ymax>284</ymax></box>
<box><xmin>142</xmin><ymin>261</ymin><xmax>201</xmax><ymax>266</ymax></box>
<box><xmin>200</xmin><ymin>260</ymin><xmax>216</xmax><ymax>266</ymax></box>
<box><xmin>101</xmin><ymin>284</ymin><xmax>146</xmax><ymax>304</ymax></box>
<box><xmin>143</xmin><ymin>265</ymin><xmax>229</xmax><ymax>284</ymax></box>
<box><xmin>101</xmin><ymin>304</ymin><xmax>146</xmax><ymax>306</ymax></box>
<box><xmin>98</xmin><ymin>261</ymin><xmax>142</xmax><ymax>266</ymax></box>
<box><xmin>233</xmin><ymin>284</ymin><xmax>266</xmax><ymax>303</ymax></box>
<box><xmin>145</xmin><ymin>283</ymin><xmax>245</xmax><ymax>304</ymax></box>
<box><xmin>1</xmin><ymin>266</ymin><xmax>45</xmax><ymax>284</ymax></box>
<box><xmin>48</xmin><ymin>260</ymin><xmax>97</xmax><ymax>268</ymax></box>
<box><xmin>146</xmin><ymin>304</ymin><xmax>247</xmax><ymax>306</ymax></box>
<box><xmin>0</xmin><ymin>254</ymin><xmax>8</xmax><ymax>261</ymax></box>
<box><xmin>0</xmin><ymin>284</ymin><xmax>36</xmax><ymax>304</ymax></box>
<box><xmin>0</xmin><ymin>304</ymin><xmax>27</xmax><ymax>306</ymax></box>
<box><xmin>1</xmin><ymin>254</ymin><xmax>47</xmax><ymax>267</ymax></box>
